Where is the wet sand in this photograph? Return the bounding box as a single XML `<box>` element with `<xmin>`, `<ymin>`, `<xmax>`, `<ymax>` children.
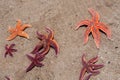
<box><xmin>0</xmin><ymin>0</ymin><xmax>120</xmax><ymax>80</ymax></box>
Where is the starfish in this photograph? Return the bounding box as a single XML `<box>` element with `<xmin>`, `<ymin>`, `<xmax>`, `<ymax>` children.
<box><xmin>7</xmin><ymin>19</ymin><xmax>31</xmax><ymax>41</ymax></box>
<box><xmin>75</xmin><ymin>8</ymin><xmax>111</xmax><ymax>48</ymax></box>
<box><xmin>26</xmin><ymin>54</ymin><xmax>45</xmax><ymax>72</ymax></box>
<box><xmin>4</xmin><ymin>44</ymin><xmax>17</xmax><ymax>58</ymax></box>
<box><xmin>31</xmin><ymin>27</ymin><xmax>59</xmax><ymax>56</ymax></box>
<box><xmin>79</xmin><ymin>54</ymin><xmax>104</xmax><ymax>80</ymax></box>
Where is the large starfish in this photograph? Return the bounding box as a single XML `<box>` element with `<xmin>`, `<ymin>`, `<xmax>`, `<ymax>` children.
<box><xmin>79</xmin><ymin>54</ymin><xmax>104</xmax><ymax>80</ymax></box>
<box><xmin>4</xmin><ymin>44</ymin><xmax>17</xmax><ymax>58</ymax></box>
<box><xmin>26</xmin><ymin>54</ymin><xmax>45</xmax><ymax>72</ymax></box>
<box><xmin>7</xmin><ymin>19</ymin><xmax>31</xmax><ymax>41</ymax></box>
<box><xmin>31</xmin><ymin>27</ymin><xmax>59</xmax><ymax>56</ymax></box>
<box><xmin>75</xmin><ymin>8</ymin><xmax>111</xmax><ymax>48</ymax></box>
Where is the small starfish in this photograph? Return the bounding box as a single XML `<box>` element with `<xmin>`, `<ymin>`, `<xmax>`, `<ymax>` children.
<box><xmin>26</xmin><ymin>54</ymin><xmax>45</xmax><ymax>72</ymax></box>
<box><xmin>75</xmin><ymin>8</ymin><xmax>111</xmax><ymax>48</ymax></box>
<box><xmin>4</xmin><ymin>44</ymin><xmax>17</xmax><ymax>58</ymax></box>
<box><xmin>7</xmin><ymin>19</ymin><xmax>31</xmax><ymax>41</ymax></box>
<box><xmin>79</xmin><ymin>54</ymin><xmax>104</xmax><ymax>80</ymax></box>
<box><xmin>31</xmin><ymin>27</ymin><xmax>59</xmax><ymax>56</ymax></box>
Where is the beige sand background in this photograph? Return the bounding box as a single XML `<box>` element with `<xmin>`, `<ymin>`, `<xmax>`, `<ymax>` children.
<box><xmin>0</xmin><ymin>0</ymin><xmax>120</xmax><ymax>80</ymax></box>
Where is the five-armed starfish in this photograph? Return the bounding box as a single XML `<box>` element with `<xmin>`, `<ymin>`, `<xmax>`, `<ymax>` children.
<box><xmin>7</xmin><ymin>19</ymin><xmax>31</xmax><ymax>41</ymax></box>
<box><xmin>26</xmin><ymin>54</ymin><xmax>45</xmax><ymax>72</ymax></box>
<box><xmin>75</xmin><ymin>8</ymin><xmax>111</xmax><ymax>48</ymax></box>
<box><xmin>79</xmin><ymin>54</ymin><xmax>104</xmax><ymax>80</ymax></box>
<box><xmin>31</xmin><ymin>27</ymin><xmax>59</xmax><ymax>56</ymax></box>
<box><xmin>4</xmin><ymin>44</ymin><xmax>17</xmax><ymax>57</ymax></box>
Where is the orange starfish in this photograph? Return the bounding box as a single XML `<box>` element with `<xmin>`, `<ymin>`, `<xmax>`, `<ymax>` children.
<box><xmin>75</xmin><ymin>8</ymin><xmax>111</xmax><ymax>48</ymax></box>
<box><xmin>7</xmin><ymin>19</ymin><xmax>31</xmax><ymax>41</ymax></box>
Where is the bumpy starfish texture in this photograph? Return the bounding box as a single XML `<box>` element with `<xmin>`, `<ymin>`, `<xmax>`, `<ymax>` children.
<box><xmin>7</xmin><ymin>19</ymin><xmax>31</xmax><ymax>41</ymax></box>
<box><xmin>26</xmin><ymin>54</ymin><xmax>45</xmax><ymax>72</ymax></box>
<box><xmin>75</xmin><ymin>8</ymin><xmax>111</xmax><ymax>48</ymax></box>
<box><xmin>79</xmin><ymin>54</ymin><xmax>104</xmax><ymax>80</ymax></box>
<box><xmin>31</xmin><ymin>27</ymin><xmax>59</xmax><ymax>56</ymax></box>
<box><xmin>4</xmin><ymin>44</ymin><xmax>17</xmax><ymax>57</ymax></box>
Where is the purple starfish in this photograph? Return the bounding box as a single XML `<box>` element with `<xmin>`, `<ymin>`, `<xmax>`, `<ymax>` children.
<box><xmin>26</xmin><ymin>54</ymin><xmax>45</xmax><ymax>72</ymax></box>
<box><xmin>79</xmin><ymin>54</ymin><xmax>104</xmax><ymax>80</ymax></box>
<box><xmin>31</xmin><ymin>27</ymin><xmax>59</xmax><ymax>56</ymax></box>
<box><xmin>4</xmin><ymin>44</ymin><xmax>17</xmax><ymax>58</ymax></box>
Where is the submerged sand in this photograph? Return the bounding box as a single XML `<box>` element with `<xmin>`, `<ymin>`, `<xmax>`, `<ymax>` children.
<box><xmin>0</xmin><ymin>0</ymin><xmax>120</xmax><ymax>80</ymax></box>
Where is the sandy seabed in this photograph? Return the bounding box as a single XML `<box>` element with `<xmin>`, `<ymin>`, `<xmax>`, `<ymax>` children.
<box><xmin>0</xmin><ymin>0</ymin><xmax>120</xmax><ymax>80</ymax></box>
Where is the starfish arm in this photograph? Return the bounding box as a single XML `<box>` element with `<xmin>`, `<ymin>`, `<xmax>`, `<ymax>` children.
<box><xmin>6</xmin><ymin>33</ymin><xmax>17</xmax><ymax>41</ymax></box>
<box><xmin>27</xmin><ymin>55</ymin><xmax>34</xmax><ymax>61</ymax></box>
<box><xmin>50</xmin><ymin>40</ymin><xmax>59</xmax><ymax>55</ymax></box>
<box><xmin>11</xmin><ymin>49</ymin><xmax>17</xmax><ymax>52</ymax></box>
<box><xmin>31</xmin><ymin>43</ymin><xmax>43</xmax><ymax>54</ymax></box>
<box><xmin>5</xmin><ymin>44</ymin><xmax>8</xmax><ymax>50</ymax></box>
<box><xmin>36</xmin><ymin>62</ymin><xmax>44</xmax><ymax>67</ymax></box>
<box><xmin>88</xmin><ymin>8</ymin><xmax>100</xmax><ymax>22</ymax></box>
<box><xmin>91</xmin><ymin>28</ymin><xmax>100</xmax><ymax>48</ymax></box>
<box><xmin>75</xmin><ymin>20</ymin><xmax>91</xmax><ymax>30</ymax></box>
<box><xmin>8</xmin><ymin>26</ymin><xmax>15</xmax><ymax>33</ymax></box>
<box><xmin>26</xmin><ymin>62</ymin><xmax>35</xmax><ymax>72</ymax></box>
<box><xmin>84</xmin><ymin>27</ymin><xmax>91</xmax><ymax>44</ymax></box>
<box><xmin>46</xmin><ymin>27</ymin><xmax>54</xmax><ymax>39</ymax></box>
<box><xmin>35</xmin><ymin>54</ymin><xmax>45</xmax><ymax>61</ymax></box>
<box><xmin>91</xmin><ymin>64</ymin><xmax>104</xmax><ymax>70</ymax></box>
<box><xmin>91</xmin><ymin>71</ymin><xmax>100</xmax><ymax>75</ymax></box>
<box><xmin>18</xmin><ymin>31</ymin><xmax>29</xmax><ymax>39</ymax></box>
<box><xmin>85</xmin><ymin>72</ymin><xmax>100</xmax><ymax>80</ymax></box>
<box><xmin>21</xmin><ymin>24</ymin><xmax>31</xmax><ymax>30</ymax></box>
<box><xmin>97</xmin><ymin>22</ymin><xmax>111</xmax><ymax>39</ymax></box>
<box><xmin>4</xmin><ymin>52</ymin><xmax>8</xmax><ymax>58</ymax></box>
<box><xmin>88</xmin><ymin>56</ymin><xmax>98</xmax><ymax>64</ymax></box>
<box><xmin>36</xmin><ymin>31</ymin><xmax>46</xmax><ymax>40</ymax></box>
<box><xmin>16</xmin><ymin>19</ymin><xmax>22</xmax><ymax>29</ymax></box>
<box><xmin>9</xmin><ymin>52</ymin><xmax>13</xmax><ymax>57</ymax></box>
<box><xmin>85</xmin><ymin>73</ymin><xmax>93</xmax><ymax>80</ymax></box>
<box><xmin>79</xmin><ymin>68</ymin><xmax>86</xmax><ymax>80</ymax></box>
<box><xmin>87</xmin><ymin>67</ymin><xmax>100</xmax><ymax>73</ymax></box>
<box><xmin>9</xmin><ymin>44</ymin><xmax>15</xmax><ymax>48</ymax></box>
<box><xmin>39</xmin><ymin>45</ymin><xmax>50</xmax><ymax>56</ymax></box>
<box><xmin>82</xmin><ymin>54</ymin><xmax>88</xmax><ymax>66</ymax></box>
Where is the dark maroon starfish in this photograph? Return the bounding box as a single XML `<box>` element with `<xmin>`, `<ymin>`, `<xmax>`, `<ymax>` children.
<box><xmin>79</xmin><ymin>54</ymin><xmax>104</xmax><ymax>80</ymax></box>
<box><xmin>4</xmin><ymin>44</ymin><xmax>17</xmax><ymax>58</ymax></box>
<box><xmin>31</xmin><ymin>27</ymin><xmax>59</xmax><ymax>56</ymax></box>
<box><xmin>26</xmin><ymin>54</ymin><xmax>45</xmax><ymax>72</ymax></box>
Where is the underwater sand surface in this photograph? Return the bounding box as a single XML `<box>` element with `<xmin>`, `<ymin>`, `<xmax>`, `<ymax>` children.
<box><xmin>0</xmin><ymin>0</ymin><xmax>120</xmax><ymax>80</ymax></box>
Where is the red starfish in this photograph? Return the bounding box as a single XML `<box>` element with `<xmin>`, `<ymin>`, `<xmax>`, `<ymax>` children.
<box><xmin>4</xmin><ymin>44</ymin><xmax>17</xmax><ymax>58</ymax></box>
<box><xmin>79</xmin><ymin>54</ymin><xmax>104</xmax><ymax>80</ymax></box>
<box><xmin>26</xmin><ymin>54</ymin><xmax>45</xmax><ymax>72</ymax></box>
<box><xmin>31</xmin><ymin>27</ymin><xmax>59</xmax><ymax>56</ymax></box>
<box><xmin>75</xmin><ymin>8</ymin><xmax>111</xmax><ymax>48</ymax></box>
